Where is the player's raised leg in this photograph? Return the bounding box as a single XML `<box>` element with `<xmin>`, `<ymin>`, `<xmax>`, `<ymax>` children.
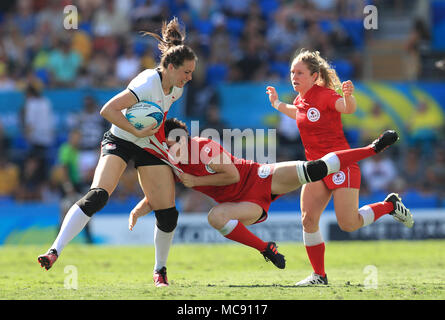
<box><xmin>271</xmin><ymin>130</ymin><xmax>399</xmax><ymax>195</ymax></box>
<box><xmin>207</xmin><ymin>202</ymin><xmax>286</xmax><ymax>269</ymax></box>
<box><xmin>356</xmin><ymin>192</ymin><xmax>414</xmax><ymax>229</ymax></box>
<box><xmin>38</xmin><ymin>155</ymin><xmax>126</xmax><ymax>270</ymax></box>
<box><xmin>333</xmin><ymin>188</ymin><xmax>363</xmax><ymax>232</ymax></box>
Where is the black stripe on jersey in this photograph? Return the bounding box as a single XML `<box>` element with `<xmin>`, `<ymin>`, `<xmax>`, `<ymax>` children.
<box><xmin>128</xmin><ymin>88</ymin><xmax>140</xmax><ymax>102</ymax></box>
<box><xmin>156</xmin><ymin>68</ymin><xmax>162</xmax><ymax>81</ymax></box>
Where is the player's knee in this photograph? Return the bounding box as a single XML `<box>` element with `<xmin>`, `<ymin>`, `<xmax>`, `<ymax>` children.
<box><xmin>337</xmin><ymin>219</ymin><xmax>359</xmax><ymax>233</ymax></box>
<box><xmin>155</xmin><ymin>207</ymin><xmax>179</xmax><ymax>233</ymax></box>
<box><xmin>304</xmin><ymin>160</ymin><xmax>328</xmax><ymax>182</ymax></box>
<box><xmin>207</xmin><ymin>207</ymin><xmax>226</xmax><ymax>229</ymax></box>
<box><xmin>207</xmin><ymin>208</ymin><xmax>218</xmax><ymax>228</ymax></box>
<box><xmin>76</xmin><ymin>188</ymin><xmax>109</xmax><ymax>217</ymax></box>
<box><xmin>301</xmin><ymin>211</ymin><xmax>319</xmax><ymax>231</ymax></box>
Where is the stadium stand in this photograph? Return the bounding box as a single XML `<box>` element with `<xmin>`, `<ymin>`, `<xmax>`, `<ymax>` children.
<box><xmin>0</xmin><ymin>0</ymin><xmax>443</xmax><ymax>216</ymax></box>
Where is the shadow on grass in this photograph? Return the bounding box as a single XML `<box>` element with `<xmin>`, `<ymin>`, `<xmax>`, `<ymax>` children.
<box><xmin>225</xmin><ymin>282</ymin><xmax>364</xmax><ymax>288</ymax></box>
<box><xmin>227</xmin><ymin>284</ymin><xmax>299</xmax><ymax>288</ymax></box>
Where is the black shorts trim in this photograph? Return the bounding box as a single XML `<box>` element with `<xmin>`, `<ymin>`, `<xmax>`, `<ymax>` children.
<box><xmin>259</xmin><ymin>210</ymin><xmax>267</xmax><ymax>221</ymax></box>
<box><xmin>254</xmin><ymin>194</ymin><xmax>279</xmax><ymax>224</ymax></box>
<box><xmin>101</xmin><ymin>131</ymin><xmax>166</xmax><ymax>168</ymax></box>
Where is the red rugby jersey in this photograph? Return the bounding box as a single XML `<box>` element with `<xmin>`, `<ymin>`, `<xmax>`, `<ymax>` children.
<box><xmin>177</xmin><ymin>137</ymin><xmax>256</xmax><ymax>203</ymax></box>
<box><xmin>294</xmin><ymin>84</ymin><xmax>350</xmax><ymax>160</ymax></box>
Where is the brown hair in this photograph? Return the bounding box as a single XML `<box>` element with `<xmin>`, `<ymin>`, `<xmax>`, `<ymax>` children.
<box><xmin>293</xmin><ymin>49</ymin><xmax>341</xmax><ymax>91</ymax></box>
<box><xmin>164</xmin><ymin>117</ymin><xmax>189</xmax><ymax>141</ymax></box>
<box><xmin>141</xmin><ymin>17</ymin><xmax>197</xmax><ymax>69</ymax></box>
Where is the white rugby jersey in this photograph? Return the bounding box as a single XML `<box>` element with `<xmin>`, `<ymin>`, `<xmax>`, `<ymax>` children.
<box><xmin>109</xmin><ymin>68</ymin><xmax>183</xmax><ymax>162</ymax></box>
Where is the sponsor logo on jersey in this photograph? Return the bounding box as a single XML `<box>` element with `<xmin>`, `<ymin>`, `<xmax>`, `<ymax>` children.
<box><xmin>332</xmin><ymin>171</ymin><xmax>346</xmax><ymax>185</ymax></box>
<box><xmin>258</xmin><ymin>165</ymin><xmax>272</xmax><ymax>179</ymax></box>
<box><xmin>307</xmin><ymin>107</ymin><xmax>321</xmax><ymax>122</ymax></box>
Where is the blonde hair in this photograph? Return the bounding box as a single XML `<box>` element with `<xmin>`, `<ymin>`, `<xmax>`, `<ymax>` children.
<box><xmin>293</xmin><ymin>49</ymin><xmax>341</xmax><ymax>91</ymax></box>
<box><xmin>141</xmin><ymin>17</ymin><xmax>197</xmax><ymax>69</ymax></box>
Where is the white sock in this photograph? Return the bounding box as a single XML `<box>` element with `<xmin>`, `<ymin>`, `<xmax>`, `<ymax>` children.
<box><xmin>295</xmin><ymin>161</ymin><xmax>310</xmax><ymax>184</ymax></box>
<box><xmin>359</xmin><ymin>205</ymin><xmax>375</xmax><ymax>227</ymax></box>
<box><xmin>320</xmin><ymin>152</ymin><xmax>340</xmax><ymax>175</ymax></box>
<box><xmin>51</xmin><ymin>203</ymin><xmax>91</xmax><ymax>254</ymax></box>
<box><xmin>218</xmin><ymin>220</ymin><xmax>238</xmax><ymax>236</ymax></box>
<box><xmin>303</xmin><ymin>229</ymin><xmax>324</xmax><ymax>247</ymax></box>
<box><xmin>154</xmin><ymin>225</ymin><xmax>175</xmax><ymax>271</ymax></box>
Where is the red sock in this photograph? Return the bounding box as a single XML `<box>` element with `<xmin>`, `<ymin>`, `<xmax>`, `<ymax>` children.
<box><xmin>334</xmin><ymin>146</ymin><xmax>376</xmax><ymax>169</ymax></box>
<box><xmin>368</xmin><ymin>201</ymin><xmax>394</xmax><ymax>221</ymax></box>
<box><xmin>305</xmin><ymin>243</ymin><xmax>326</xmax><ymax>277</ymax></box>
<box><xmin>224</xmin><ymin>221</ymin><xmax>268</xmax><ymax>252</ymax></box>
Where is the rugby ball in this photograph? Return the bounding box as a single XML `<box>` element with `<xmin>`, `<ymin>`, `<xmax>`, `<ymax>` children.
<box><xmin>125</xmin><ymin>101</ymin><xmax>164</xmax><ymax>130</ymax></box>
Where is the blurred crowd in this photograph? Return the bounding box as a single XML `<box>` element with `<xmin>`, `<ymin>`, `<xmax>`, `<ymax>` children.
<box><xmin>0</xmin><ymin>0</ymin><xmax>444</xmax><ymax>211</ymax></box>
<box><xmin>0</xmin><ymin>0</ymin><xmax>369</xmax><ymax>92</ymax></box>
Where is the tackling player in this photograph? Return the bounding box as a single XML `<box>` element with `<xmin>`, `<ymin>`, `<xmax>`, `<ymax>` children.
<box><xmin>266</xmin><ymin>49</ymin><xmax>414</xmax><ymax>286</ymax></box>
<box><xmin>129</xmin><ymin>118</ymin><xmax>400</xmax><ymax>286</ymax></box>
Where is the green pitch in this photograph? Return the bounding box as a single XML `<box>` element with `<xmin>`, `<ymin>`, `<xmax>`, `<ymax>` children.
<box><xmin>1</xmin><ymin>240</ymin><xmax>444</xmax><ymax>300</ymax></box>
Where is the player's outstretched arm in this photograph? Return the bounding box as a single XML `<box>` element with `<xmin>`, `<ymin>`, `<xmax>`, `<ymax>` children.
<box><xmin>266</xmin><ymin>86</ymin><xmax>298</xmax><ymax>119</ymax></box>
<box><xmin>129</xmin><ymin>197</ymin><xmax>153</xmax><ymax>231</ymax></box>
<box><xmin>335</xmin><ymin>80</ymin><xmax>357</xmax><ymax>114</ymax></box>
<box><xmin>179</xmin><ymin>152</ymin><xmax>240</xmax><ymax>188</ymax></box>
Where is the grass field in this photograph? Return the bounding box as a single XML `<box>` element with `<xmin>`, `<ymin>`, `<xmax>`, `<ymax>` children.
<box><xmin>1</xmin><ymin>240</ymin><xmax>444</xmax><ymax>301</ymax></box>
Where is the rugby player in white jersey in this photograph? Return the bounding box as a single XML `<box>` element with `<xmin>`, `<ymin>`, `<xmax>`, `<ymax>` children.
<box><xmin>38</xmin><ymin>18</ymin><xmax>197</xmax><ymax>288</ymax></box>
